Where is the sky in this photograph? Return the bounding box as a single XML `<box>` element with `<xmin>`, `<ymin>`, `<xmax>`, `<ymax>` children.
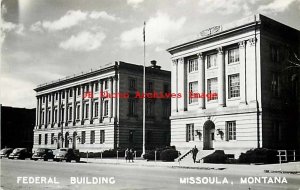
<box><xmin>1</xmin><ymin>0</ymin><xmax>300</xmax><ymax>109</ymax></box>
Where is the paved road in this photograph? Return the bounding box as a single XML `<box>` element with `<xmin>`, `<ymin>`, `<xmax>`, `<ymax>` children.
<box><xmin>1</xmin><ymin>159</ymin><xmax>299</xmax><ymax>190</ymax></box>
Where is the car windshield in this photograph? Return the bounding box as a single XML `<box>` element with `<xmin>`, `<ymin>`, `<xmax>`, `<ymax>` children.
<box><xmin>59</xmin><ymin>149</ymin><xmax>67</xmax><ymax>152</ymax></box>
<box><xmin>12</xmin><ymin>148</ymin><xmax>24</xmax><ymax>153</ymax></box>
<box><xmin>0</xmin><ymin>149</ymin><xmax>9</xmax><ymax>154</ymax></box>
<box><xmin>36</xmin><ymin>148</ymin><xmax>46</xmax><ymax>153</ymax></box>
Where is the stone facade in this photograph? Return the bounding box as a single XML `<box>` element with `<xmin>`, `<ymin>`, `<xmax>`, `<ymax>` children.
<box><xmin>33</xmin><ymin>61</ymin><xmax>171</xmax><ymax>152</ymax></box>
<box><xmin>167</xmin><ymin>14</ymin><xmax>300</xmax><ymax>156</ymax></box>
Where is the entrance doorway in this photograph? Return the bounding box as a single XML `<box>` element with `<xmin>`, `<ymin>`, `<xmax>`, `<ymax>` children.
<box><xmin>65</xmin><ymin>132</ymin><xmax>69</xmax><ymax>148</ymax></box>
<box><xmin>203</xmin><ymin>120</ymin><xmax>215</xmax><ymax>150</ymax></box>
<box><xmin>73</xmin><ymin>132</ymin><xmax>77</xmax><ymax>149</ymax></box>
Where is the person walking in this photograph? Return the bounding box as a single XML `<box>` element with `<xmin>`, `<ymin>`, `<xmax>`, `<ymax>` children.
<box><xmin>192</xmin><ymin>145</ymin><xmax>199</xmax><ymax>163</ymax></box>
<box><xmin>125</xmin><ymin>148</ymin><xmax>129</xmax><ymax>163</ymax></box>
<box><xmin>129</xmin><ymin>149</ymin><xmax>134</xmax><ymax>162</ymax></box>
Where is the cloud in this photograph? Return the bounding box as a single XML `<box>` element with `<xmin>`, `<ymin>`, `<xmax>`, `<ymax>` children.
<box><xmin>59</xmin><ymin>31</ymin><xmax>106</xmax><ymax>51</ymax></box>
<box><xmin>1</xmin><ymin>20</ymin><xmax>25</xmax><ymax>44</ymax></box>
<box><xmin>89</xmin><ymin>11</ymin><xmax>120</xmax><ymax>21</ymax></box>
<box><xmin>30</xmin><ymin>10</ymin><xmax>122</xmax><ymax>32</ymax></box>
<box><xmin>0</xmin><ymin>75</ymin><xmax>36</xmax><ymax>108</ymax></box>
<box><xmin>127</xmin><ymin>0</ymin><xmax>144</xmax><ymax>8</ymax></box>
<box><xmin>120</xmin><ymin>12</ymin><xmax>186</xmax><ymax>48</ymax></box>
<box><xmin>198</xmin><ymin>0</ymin><xmax>248</xmax><ymax>15</ymax></box>
<box><xmin>42</xmin><ymin>10</ymin><xmax>87</xmax><ymax>31</ymax></box>
<box><xmin>258</xmin><ymin>0</ymin><xmax>298</xmax><ymax>13</ymax></box>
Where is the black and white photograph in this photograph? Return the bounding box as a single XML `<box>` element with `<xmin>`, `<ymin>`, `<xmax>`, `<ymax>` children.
<box><xmin>1</xmin><ymin>0</ymin><xmax>300</xmax><ymax>189</ymax></box>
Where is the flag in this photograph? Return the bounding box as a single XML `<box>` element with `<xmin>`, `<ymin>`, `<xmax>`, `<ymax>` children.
<box><xmin>143</xmin><ymin>21</ymin><xmax>146</xmax><ymax>42</ymax></box>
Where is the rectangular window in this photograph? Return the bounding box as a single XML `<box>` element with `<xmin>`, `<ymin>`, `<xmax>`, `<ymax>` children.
<box><xmin>90</xmin><ymin>130</ymin><xmax>95</xmax><ymax>144</ymax></box>
<box><xmin>76</xmin><ymin>105</ymin><xmax>80</xmax><ymax>120</ymax></box>
<box><xmin>226</xmin><ymin>121</ymin><xmax>236</xmax><ymax>141</ymax></box>
<box><xmin>104</xmin><ymin>100</ymin><xmax>109</xmax><ymax>116</ymax></box>
<box><xmin>163</xmin><ymin>84</ymin><xmax>169</xmax><ymax>93</ymax></box>
<box><xmin>128</xmin><ymin>99</ymin><xmax>136</xmax><ymax>116</ymax></box>
<box><xmin>104</xmin><ymin>80</ymin><xmax>108</xmax><ymax>90</ymax></box>
<box><xmin>207</xmin><ymin>78</ymin><xmax>218</xmax><ymax>101</ymax></box>
<box><xmin>45</xmin><ymin>134</ymin><xmax>48</xmax><ymax>145</ymax></box>
<box><xmin>228</xmin><ymin>48</ymin><xmax>239</xmax><ymax>64</ymax></box>
<box><xmin>95</xmin><ymin>83</ymin><xmax>99</xmax><ymax>92</ymax></box>
<box><xmin>68</xmin><ymin>106</ymin><xmax>72</xmax><ymax>121</ymax></box>
<box><xmin>189</xmin><ymin>81</ymin><xmax>198</xmax><ymax>104</ymax></box>
<box><xmin>51</xmin><ymin>133</ymin><xmax>54</xmax><ymax>144</ymax></box>
<box><xmin>186</xmin><ymin>124</ymin><xmax>194</xmax><ymax>142</ymax></box>
<box><xmin>207</xmin><ymin>54</ymin><xmax>217</xmax><ymax>68</ymax></box>
<box><xmin>43</xmin><ymin>96</ymin><xmax>45</xmax><ymax>103</ymax></box>
<box><xmin>271</xmin><ymin>45</ymin><xmax>280</xmax><ymax>63</ymax></box>
<box><xmin>77</xmin><ymin>87</ymin><xmax>81</xmax><ymax>95</ymax></box>
<box><xmin>271</xmin><ymin>73</ymin><xmax>280</xmax><ymax>97</ymax></box>
<box><xmin>100</xmin><ymin>130</ymin><xmax>105</xmax><ymax>144</ymax></box>
<box><xmin>81</xmin><ymin>131</ymin><xmax>86</xmax><ymax>144</ymax></box>
<box><xmin>163</xmin><ymin>102</ymin><xmax>170</xmax><ymax>118</ymax></box>
<box><xmin>47</xmin><ymin>109</ymin><xmax>51</xmax><ymax>123</ymax></box>
<box><xmin>48</xmin><ymin>95</ymin><xmax>51</xmax><ymax>102</ymax></box>
<box><xmin>61</xmin><ymin>107</ymin><xmax>64</xmax><ymax>122</ymax></box>
<box><xmin>146</xmin><ymin>101</ymin><xmax>154</xmax><ymax>116</ymax></box>
<box><xmin>38</xmin><ymin>134</ymin><xmax>42</xmax><ymax>145</ymax></box>
<box><xmin>41</xmin><ymin>111</ymin><xmax>45</xmax><ymax>124</ymax></box>
<box><xmin>85</xmin><ymin>103</ymin><xmax>89</xmax><ymax>119</ymax></box>
<box><xmin>62</xmin><ymin>91</ymin><xmax>65</xmax><ymax>99</ymax></box>
<box><xmin>129</xmin><ymin>78</ymin><xmax>136</xmax><ymax>90</ymax></box>
<box><xmin>55</xmin><ymin>93</ymin><xmax>58</xmax><ymax>101</ymax></box>
<box><xmin>147</xmin><ymin>81</ymin><xmax>153</xmax><ymax>92</ymax></box>
<box><xmin>69</xmin><ymin>89</ymin><xmax>73</xmax><ymax>97</ymax></box>
<box><xmin>188</xmin><ymin>58</ymin><xmax>198</xmax><ymax>73</ymax></box>
<box><xmin>229</xmin><ymin>74</ymin><xmax>240</xmax><ymax>98</ymax></box>
<box><xmin>94</xmin><ymin>102</ymin><xmax>99</xmax><ymax>117</ymax></box>
<box><xmin>54</xmin><ymin>109</ymin><xmax>57</xmax><ymax>123</ymax></box>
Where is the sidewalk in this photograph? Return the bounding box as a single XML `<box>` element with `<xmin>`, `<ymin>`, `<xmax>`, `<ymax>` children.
<box><xmin>83</xmin><ymin>157</ymin><xmax>300</xmax><ymax>174</ymax></box>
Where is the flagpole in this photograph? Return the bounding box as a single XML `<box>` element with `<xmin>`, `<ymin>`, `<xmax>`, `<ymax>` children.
<box><xmin>142</xmin><ymin>21</ymin><xmax>146</xmax><ymax>157</ymax></box>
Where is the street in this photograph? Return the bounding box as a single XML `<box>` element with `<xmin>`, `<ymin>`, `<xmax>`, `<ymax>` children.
<box><xmin>1</xmin><ymin>159</ymin><xmax>300</xmax><ymax>190</ymax></box>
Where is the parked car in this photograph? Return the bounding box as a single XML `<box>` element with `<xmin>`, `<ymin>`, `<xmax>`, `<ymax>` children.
<box><xmin>8</xmin><ymin>148</ymin><xmax>32</xmax><ymax>160</ymax></box>
<box><xmin>0</xmin><ymin>148</ymin><xmax>13</xmax><ymax>158</ymax></box>
<box><xmin>32</xmin><ymin>148</ymin><xmax>55</xmax><ymax>161</ymax></box>
<box><xmin>53</xmin><ymin>148</ymin><xmax>80</xmax><ymax>162</ymax></box>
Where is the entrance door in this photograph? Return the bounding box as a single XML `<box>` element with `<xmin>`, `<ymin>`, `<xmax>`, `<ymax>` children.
<box><xmin>73</xmin><ymin>132</ymin><xmax>77</xmax><ymax>149</ymax></box>
<box><xmin>203</xmin><ymin>120</ymin><xmax>215</xmax><ymax>150</ymax></box>
<box><xmin>65</xmin><ymin>132</ymin><xmax>69</xmax><ymax>148</ymax></box>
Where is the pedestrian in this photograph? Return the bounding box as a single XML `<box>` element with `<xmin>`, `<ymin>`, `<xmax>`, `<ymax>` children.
<box><xmin>129</xmin><ymin>149</ymin><xmax>134</xmax><ymax>162</ymax></box>
<box><xmin>125</xmin><ymin>148</ymin><xmax>129</xmax><ymax>163</ymax></box>
<box><xmin>192</xmin><ymin>145</ymin><xmax>199</xmax><ymax>163</ymax></box>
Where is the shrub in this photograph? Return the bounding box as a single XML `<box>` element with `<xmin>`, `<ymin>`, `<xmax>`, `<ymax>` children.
<box><xmin>143</xmin><ymin>146</ymin><xmax>178</xmax><ymax>160</ymax></box>
<box><xmin>203</xmin><ymin>150</ymin><xmax>227</xmax><ymax>163</ymax></box>
<box><xmin>160</xmin><ymin>149</ymin><xmax>180</xmax><ymax>162</ymax></box>
<box><xmin>238</xmin><ymin>148</ymin><xmax>278</xmax><ymax>164</ymax></box>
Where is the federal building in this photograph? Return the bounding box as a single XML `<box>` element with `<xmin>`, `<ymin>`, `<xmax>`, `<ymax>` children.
<box><xmin>33</xmin><ymin>61</ymin><xmax>171</xmax><ymax>152</ymax></box>
<box><xmin>167</xmin><ymin>14</ymin><xmax>300</xmax><ymax>156</ymax></box>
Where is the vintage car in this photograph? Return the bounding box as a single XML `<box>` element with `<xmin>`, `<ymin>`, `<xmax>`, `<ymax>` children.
<box><xmin>8</xmin><ymin>148</ymin><xmax>32</xmax><ymax>160</ymax></box>
<box><xmin>53</xmin><ymin>148</ymin><xmax>80</xmax><ymax>162</ymax></box>
<box><xmin>0</xmin><ymin>148</ymin><xmax>13</xmax><ymax>158</ymax></box>
<box><xmin>32</xmin><ymin>148</ymin><xmax>55</xmax><ymax>161</ymax></box>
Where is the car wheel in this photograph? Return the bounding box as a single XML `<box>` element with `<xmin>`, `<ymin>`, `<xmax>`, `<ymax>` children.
<box><xmin>44</xmin><ymin>158</ymin><xmax>48</xmax><ymax>161</ymax></box>
<box><xmin>66</xmin><ymin>159</ymin><xmax>71</xmax><ymax>162</ymax></box>
<box><xmin>75</xmin><ymin>158</ymin><xmax>80</xmax><ymax>162</ymax></box>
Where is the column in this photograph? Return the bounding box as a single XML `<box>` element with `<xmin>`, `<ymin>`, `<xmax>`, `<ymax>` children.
<box><xmin>239</xmin><ymin>40</ymin><xmax>247</xmax><ymax>105</ymax></box>
<box><xmin>64</xmin><ymin>90</ymin><xmax>68</xmax><ymax>124</ymax></box>
<box><xmin>247</xmin><ymin>37</ymin><xmax>257</xmax><ymax>104</ymax></box>
<box><xmin>80</xmin><ymin>85</ymin><xmax>84</xmax><ymax>123</ymax></box>
<box><xmin>171</xmin><ymin>59</ymin><xmax>178</xmax><ymax>113</ymax></box>
<box><xmin>58</xmin><ymin>92</ymin><xmax>61</xmax><ymax>127</ymax></box>
<box><xmin>197</xmin><ymin>53</ymin><xmax>205</xmax><ymax>109</ymax></box>
<box><xmin>217</xmin><ymin>47</ymin><xmax>226</xmax><ymax>107</ymax></box>
<box><xmin>99</xmin><ymin>80</ymin><xmax>103</xmax><ymax>122</ymax></box>
<box><xmin>113</xmin><ymin>76</ymin><xmax>117</xmax><ymax>120</ymax></box>
<box><xmin>50</xmin><ymin>93</ymin><xmax>54</xmax><ymax>127</ymax></box>
<box><xmin>45</xmin><ymin>95</ymin><xmax>48</xmax><ymax>127</ymax></box>
<box><xmin>36</xmin><ymin>97</ymin><xmax>39</xmax><ymax>127</ymax></box>
<box><xmin>89</xmin><ymin>83</ymin><xmax>93</xmax><ymax>122</ymax></box>
<box><xmin>72</xmin><ymin>87</ymin><xmax>76</xmax><ymax>124</ymax></box>
<box><xmin>177</xmin><ymin>57</ymin><xmax>186</xmax><ymax>112</ymax></box>
<box><xmin>109</xmin><ymin>77</ymin><xmax>113</xmax><ymax>119</ymax></box>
